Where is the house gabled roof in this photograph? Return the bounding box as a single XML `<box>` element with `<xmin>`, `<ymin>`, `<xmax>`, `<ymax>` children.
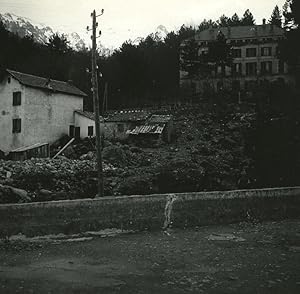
<box><xmin>194</xmin><ymin>24</ymin><xmax>284</xmax><ymax>42</ymax></box>
<box><xmin>75</xmin><ymin>110</ymin><xmax>104</xmax><ymax>121</ymax></box>
<box><xmin>7</xmin><ymin>69</ymin><xmax>87</xmax><ymax>97</ymax></box>
<box><xmin>147</xmin><ymin>114</ymin><xmax>173</xmax><ymax>124</ymax></box>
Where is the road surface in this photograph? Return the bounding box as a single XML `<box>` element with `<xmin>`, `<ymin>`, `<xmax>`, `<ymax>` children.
<box><xmin>0</xmin><ymin>219</ymin><xmax>300</xmax><ymax>293</ymax></box>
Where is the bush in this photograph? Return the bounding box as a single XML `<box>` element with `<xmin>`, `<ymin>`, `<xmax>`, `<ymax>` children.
<box><xmin>156</xmin><ymin>159</ymin><xmax>205</xmax><ymax>193</ymax></box>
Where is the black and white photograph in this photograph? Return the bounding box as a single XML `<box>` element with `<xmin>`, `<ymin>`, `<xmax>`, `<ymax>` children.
<box><xmin>0</xmin><ymin>0</ymin><xmax>299</xmax><ymax>293</ymax></box>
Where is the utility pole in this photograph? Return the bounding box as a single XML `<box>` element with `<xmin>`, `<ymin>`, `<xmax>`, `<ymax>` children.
<box><xmin>88</xmin><ymin>9</ymin><xmax>104</xmax><ymax>197</ymax></box>
<box><xmin>103</xmin><ymin>82</ymin><xmax>108</xmax><ymax>114</ymax></box>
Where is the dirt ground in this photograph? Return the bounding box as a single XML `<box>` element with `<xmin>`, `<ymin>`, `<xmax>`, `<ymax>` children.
<box><xmin>1</xmin><ymin>219</ymin><xmax>299</xmax><ymax>293</ymax></box>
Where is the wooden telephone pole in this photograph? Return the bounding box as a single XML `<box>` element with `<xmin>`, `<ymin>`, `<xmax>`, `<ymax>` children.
<box><xmin>89</xmin><ymin>9</ymin><xmax>104</xmax><ymax>197</ymax></box>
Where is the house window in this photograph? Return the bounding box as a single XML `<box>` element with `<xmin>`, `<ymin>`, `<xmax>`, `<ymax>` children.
<box><xmin>261</xmin><ymin>47</ymin><xmax>272</xmax><ymax>56</ymax></box>
<box><xmin>246</xmin><ymin>62</ymin><xmax>257</xmax><ymax>75</ymax></box>
<box><xmin>88</xmin><ymin>126</ymin><xmax>94</xmax><ymax>137</ymax></box>
<box><xmin>12</xmin><ymin>118</ymin><xmax>21</xmax><ymax>133</ymax></box>
<box><xmin>232</xmin><ymin>63</ymin><xmax>242</xmax><ymax>75</ymax></box>
<box><xmin>75</xmin><ymin>127</ymin><xmax>80</xmax><ymax>139</ymax></box>
<box><xmin>7</xmin><ymin>77</ymin><xmax>11</xmax><ymax>84</ymax></box>
<box><xmin>246</xmin><ymin>48</ymin><xmax>257</xmax><ymax>57</ymax></box>
<box><xmin>261</xmin><ymin>61</ymin><xmax>273</xmax><ymax>74</ymax></box>
<box><xmin>13</xmin><ymin>91</ymin><xmax>21</xmax><ymax>106</ymax></box>
<box><xmin>69</xmin><ymin>125</ymin><xmax>75</xmax><ymax>137</ymax></box>
<box><xmin>232</xmin><ymin>49</ymin><xmax>241</xmax><ymax>58</ymax></box>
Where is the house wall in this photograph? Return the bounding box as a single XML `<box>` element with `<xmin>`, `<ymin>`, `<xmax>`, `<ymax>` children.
<box><xmin>0</xmin><ymin>76</ymin><xmax>26</xmax><ymax>152</ymax></box>
<box><xmin>231</xmin><ymin>42</ymin><xmax>287</xmax><ymax>76</ymax></box>
<box><xmin>103</xmin><ymin>121</ymin><xmax>134</xmax><ymax>140</ymax></box>
<box><xmin>180</xmin><ymin>38</ymin><xmax>291</xmax><ymax>94</ymax></box>
<box><xmin>0</xmin><ymin>76</ymin><xmax>83</xmax><ymax>152</ymax></box>
<box><xmin>182</xmin><ymin>74</ymin><xmax>295</xmax><ymax>98</ymax></box>
<box><xmin>74</xmin><ymin>113</ymin><xmax>104</xmax><ymax>139</ymax></box>
<box><xmin>23</xmin><ymin>86</ymin><xmax>83</xmax><ymax>148</ymax></box>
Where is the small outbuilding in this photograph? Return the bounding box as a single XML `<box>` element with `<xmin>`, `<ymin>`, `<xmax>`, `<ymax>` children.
<box><xmin>103</xmin><ymin>110</ymin><xmax>151</xmax><ymax>140</ymax></box>
<box><xmin>74</xmin><ymin>110</ymin><xmax>104</xmax><ymax>139</ymax></box>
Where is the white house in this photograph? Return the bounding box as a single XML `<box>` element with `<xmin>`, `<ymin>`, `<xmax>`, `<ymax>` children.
<box><xmin>0</xmin><ymin>69</ymin><xmax>87</xmax><ymax>153</ymax></box>
<box><xmin>74</xmin><ymin>110</ymin><xmax>104</xmax><ymax>139</ymax></box>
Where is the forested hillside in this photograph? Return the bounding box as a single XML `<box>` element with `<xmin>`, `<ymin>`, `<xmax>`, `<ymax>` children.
<box><xmin>0</xmin><ymin>7</ymin><xmax>284</xmax><ymax>111</ymax></box>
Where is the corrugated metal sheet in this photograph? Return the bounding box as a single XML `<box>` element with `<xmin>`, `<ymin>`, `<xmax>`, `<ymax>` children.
<box><xmin>127</xmin><ymin>124</ymin><xmax>165</xmax><ymax>135</ymax></box>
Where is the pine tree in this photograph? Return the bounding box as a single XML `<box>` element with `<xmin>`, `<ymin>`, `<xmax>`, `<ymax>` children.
<box><xmin>241</xmin><ymin>9</ymin><xmax>255</xmax><ymax>26</ymax></box>
<box><xmin>283</xmin><ymin>0</ymin><xmax>300</xmax><ymax>29</ymax></box>
<box><xmin>180</xmin><ymin>38</ymin><xmax>199</xmax><ymax>77</ymax></box>
<box><xmin>47</xmin><ymin>33</ymin><xmax>71</xmax><ymax>54</ymax></box>
<box><xmin>269</xmin><ymin>5</ymin><xmax>282</xmax><ymax>27</ymax></box>
<box><xmin>218</xmin><ymin>15</ymin><xmax>230</xmax><ymax>27</ymax></box>
<box><xmin>231</xmin><ymin>13</ymin><xmax>241</xmax><ymax>26</ymax></box>
<box><xmin>207</xmin><ymin>31</ymin><xmax>232</xmax><ymax>76</ymax></box>
<box><xmin>198</xmin><ymin>19</ymin><xmax>217</xmax><ymax>32</ymax></box>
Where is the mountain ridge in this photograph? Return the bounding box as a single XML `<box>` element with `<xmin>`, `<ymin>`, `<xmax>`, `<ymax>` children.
<box><xmin>0</xmin><ymin>12</ymin><xmax>86</xmax><ymax>51</ymax></box>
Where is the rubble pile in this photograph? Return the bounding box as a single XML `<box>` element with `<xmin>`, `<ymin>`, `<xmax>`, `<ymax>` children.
<box><xmin>0</xmin><ymin>158</ymin><xmax>116</xmax><ymax>204</ymax></box>
<box><xmin>0</xmin><ymin>103</ymin><xmax>257</xmax><ymax>203</ymax></box>
<box><xmin>110</xmin><ymin>103</ymin><xmax>256</xmax><ymax>196</ymax></box>
<box><xmin>50</xmin><ymin>136</ymin><xmax>96</xmax><ymax>159</ymax></box>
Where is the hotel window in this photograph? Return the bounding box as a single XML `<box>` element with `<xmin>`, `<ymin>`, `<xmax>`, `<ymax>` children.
<box><xmin>12</xmin><ymin>118</ymin><xmax>21</xmax><ymax>133</ymax></box>
<box><xmin>232</xmin><ymin>80</ymin><xmax>240</xmax><ymax>91</ymax></box>
<box><xmin>13</xmin><ymin>91</ymin><xmax>21</xmax><ymax>106</ymax></box>
<box><xmin>261</xmin><ymin>47</ymin><xmax>272</xmax><ymax>56</ymax></box>
<box><xmin>246</xmin><ymin>48</ymin><xmax>257</xmax><ymax>57</ymax></box>
<box><xmin>278</xmin><ymin>60</ymin><xmax>284</xmax><ymax>74</ymax></box>
<box><xmin>261</xmin><ymin>61</ymin><xmax>273</xmax><ymax>74</ymax></box>
<box><xmin>232</xmin><ymin>49</ymin><xmax>241</xmax><ymax>58</ymax></box>
<box><xmin>245</xmin><ymin>80</ymin><xmax>257</xmax><ymax>91</ymax></box>
<box><xmin>232</xmin><ymin>63</ymin><xmax>242</xmax><ymax>75</ymax></box>
<box><xmin>246</xmin><ymin>62</ymin><xmax>257</xmax><ymax>75</ymax></box>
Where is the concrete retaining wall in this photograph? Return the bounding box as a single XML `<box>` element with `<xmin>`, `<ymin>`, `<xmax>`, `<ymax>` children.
<box><xmin>0</xmin><ymin>187</ymin><xmax>300</xmax><ymax>238</ymax></box>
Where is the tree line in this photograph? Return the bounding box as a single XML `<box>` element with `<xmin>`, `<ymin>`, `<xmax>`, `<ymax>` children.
<box><xmin>0</xmin><ymin>2</ymin><xmax>298</xmax><ymax>111</ymax></box>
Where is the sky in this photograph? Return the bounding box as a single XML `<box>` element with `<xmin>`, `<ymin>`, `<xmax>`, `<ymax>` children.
<box><xmin>0</xmin><ymin>0</ymin><xmax>286</xmax><ymax>49</ymax></box>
